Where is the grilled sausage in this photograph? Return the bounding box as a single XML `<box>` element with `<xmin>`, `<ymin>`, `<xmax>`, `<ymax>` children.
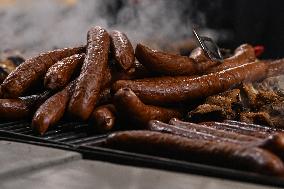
<box><xmin>44</xmin><ymin>53</ymin><xmax>85</xmax><ymax>90</ymax></box>
<box><xmin>148</xmin><ymin>120</ymin><xmax>247</xmax><ymax>144</ymax></box>
<box><xmin>189</xmin><ymin>47</ymin><xmax>211</xmax><ymax>63</ymax></box>
<box><xmin>201</xmin><ymin>121</ymin><xmax>269</xmax><ymax>138</ymax></box>
<box><xmin>200</xmin><ymin>121</ymin><xmax>284</xmax><ymax>160</ymax></box>
<box><xmin>224</xmin><ymin>120</ymin><xmax>280</xmax><ymax>132</ymax></box>
<box><xmin>206</xmin><ymin>44</ymin><xmax>256</xmax><ymax>73</ymax></box>
<box><xmin>114</xmin><ymin>88</ymin><xmax>183</xmax><ymax>126</ymax></box>
<box><xmin>113</xmin><ymin>61</ymin><xmax>268</xmax><ymax>105</ymax></box>
<box><xmin>104</xmin><ymin>130</ymin><xmax>284</xmax><ymax>175</ymax></box>
<box><xmin>0</xmin><ymin>91</ymin><xmax>50</xmax><ymax>120</ymax></box>
<box><xmin>68</xmin><ymin>26</ymin><xmax>110</xmax><ymax>120</ymax></box>
<box><xmin>135</xmin><ymin>44</ymin><xmax>218</xmax><ymax>76</ymax></box>
<box><xmin>32</xmin><ymin>81</ymin><xmax>76</xmax><ymax>135</ymax></box>
<box><xmin>168</xmin><ymin>118</ymin><xmax>259</xmax><ymax>142</ymax></box>
<box><xmin>89</xmin><ymin>104</ymin><xmax>116</xmax><ymax>133</ymax></box>
<box><xmin>0</xmin><ymin>46</ymin><xmax>85</xmax><ymax>98</ymax></box>
<box><xmin>110</xmin><ymin>30</ymin><xmax>135</xmax><ymax>71</ymax></box>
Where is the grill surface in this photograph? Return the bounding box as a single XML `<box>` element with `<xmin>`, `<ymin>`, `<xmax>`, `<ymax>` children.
<box><xmin>0</xmin><ymin>120</ymin><xmax>284</xmax><ymax>187</ymax></box>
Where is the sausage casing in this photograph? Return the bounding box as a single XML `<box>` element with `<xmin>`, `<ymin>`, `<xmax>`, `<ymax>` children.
<box><xmin>114</xmin><ymin>88</ymin><xmax>183</xmax><ymax>126</ymax></box>
<box><xmin>104</xmin><ymin>130</ymin><xmax>284</xmax><ymax>175</ymax></box>
<box><xmin>113</xmin><ymin>61</ymin><xmax>268</xmax><ymax>105</ymax></box>
<box><xmin>110</xmin><ymin>30</ymin><xmax>135</xmax><ymax>71</ymax></box>
<box><xmin>44</xmin><ymin>53</ymin><xmax>85</xmax><ymax>90</ymax></box>
<box><xmin>68</xmin><ymin>26</ymin><xmax>110</xmax><ymax>120</ymax></box>
<box><xmin>135</xmin><ymin>44</ymin><xmax>217</xmax><ymax>76</ymax></box>
<box><xmin>88</xmin><ymin>104</ymin><xmax>116</xmax><ymax>133</ymax></box>
<box><xmin>32</xmin><ymin>81</ymin><xmax>76</xmax><ymax>135</ymax></box>
<box><xmin>1</xmin><ymin>46</ymin><xmax>85</xmax><ymax>98</ymax></box>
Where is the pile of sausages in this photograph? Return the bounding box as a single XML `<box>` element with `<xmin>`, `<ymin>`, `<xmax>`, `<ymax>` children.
<box><xmin>1</xmin><ymin>25</ymin><xmax>284</xmax><ymax>175</ymax></box>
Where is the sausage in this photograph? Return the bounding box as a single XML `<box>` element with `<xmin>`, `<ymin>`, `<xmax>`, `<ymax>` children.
<box><xmin>224</xmin><ymin>120</ymin><xmax>280</xmax><ymax>132</ymax></box>
<box><xmin>68</xmin><ymin>26</ymin><xmax>110</xmax><ymax>120</ymax></box>
<box><xmin>148</xmin><ymin>120</ymin><xmax>248</xmax><ymax>144</ymax></box>
<box><xmin>110</xmin><ymin>30</ymin><xmax>135</xmax><ymax>71</ymax></box>
<box><xmin>200</xmin><ymin>121</ymin><xmax>284</xmax><ymax>160</ymax></box>
<box><xmin>113</xmin><ymin>88</ymin><xmax>184</xmax><ymax>126</ymax></box>
<box><xmin>200</xmin><ymin>121</ymin><xmax>269</xmax><ymax>138</ymax></box>
<box><xmin>32</xmin><ymin>81</ymin><xmax>76</xmax><ymax>135</ymax></box>
<box><xmin>44</xmin><ymin>53</ymin><xmax>85</xmax><ymax>90</ymax></box>
<box><xmin>135</xmin><ymin>44</ymin><xmax>218</xmax><ymax>76</ymax></box>
<box><xmin>104</xmin><ymin>130</ymin><xmax>284</xmax><ymax>175</ymax></box>
<box><xmin>88</xmin><ymin>104</ymin><xmax>116</xmax><ymax>133</ymax></box>
<box><xmin>168</xmin><ymin>118</ymin><xmax>259</xmax><ymax>142</ymax></box>
<box><xmin>206</xmin><ymin>44</ymin><xmax>256</xmax><ymax>73</ymax></box>
<box><xmin>0</xmin><ymin>91</ymin><xmax>50</xmax><ymax>120</ymax></box>
<box><xmin>0</xmin><ymin>46</ymin><xmax>85</xmax><ymax>98</ymax></box>
<box><xmin>113</xmin><ymin>61</ymin><xmax>268</xmax><ymax>105</ymax></box>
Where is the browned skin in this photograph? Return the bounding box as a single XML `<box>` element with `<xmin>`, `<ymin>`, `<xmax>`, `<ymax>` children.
<box><xmin>189</xmin><ymin>47</ymin><xmax>211</xmax><ymax>63</ymax></box>
<box><xmin>68</xmin><ymin>26</ymin><xmax>110</xmax><ymax>120</ymax></box>
<box><xmin>113</xmin><ymin>61</ymin><xmax>268</xmax><ymax>105</ymax></box>
<box><xmin>114</xmin><ymin>88</ymin><xmax>183</xmax><ymax>126</ymax></box>
<box><xmin>104</xmin><ymin>130</ymin><xmax>284</xmax><ymax>175</ymax></box>
<box><xmin>32</xmin><ymin>81</ymin><xmax>76</xmax><ymax>135</ymax></box>
<box><xmin>0</xmin><ymin>91</ymin><xmax>50</xmax><ymax>120</ymax></box>
<box><xmin>0</xmin><ymin>46</ymin><xmax>85</xmax><ymax>98</ymax></box>
<box><xmin>44</xmin><ymin>53</ymin><xmax>85</xmax><ymax>90</ymax></box>
<box><xmin>88</xmin><ymin>104</ymin><xmax>116</xmax><ymax>133</ymax></box>
<box><xmin>110</xmin><ymin>30</ymin><xmax>135</xmax><ymax>71</ymax></box>
<box><xmin>206</xmin><ymin>44</ymin><xmax>256</xmax><ymax>73</ymax></box>
<box><xmin>135</xmin><ymin>44</ymin><xmax>218</xmax><ymax>76</ymax></box>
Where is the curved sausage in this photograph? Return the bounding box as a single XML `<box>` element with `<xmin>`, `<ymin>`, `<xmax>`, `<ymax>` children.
<box><xmin>110</xmin><ymin>30</ymin><xmax>135</xmax><ymax>71</ymax></box>
<box><xmin>0</xmin><ymin>91</ymin><xmax>50</xmax><ymax>120</ymax></box>
<box><xmin>68</xmin><ymin>26</ymin><xmax>110</xmax><ymax>120</ymax></box>
<box><xmin>44</xmin><ymin>53</ymin><xmax>85</xmax><ymax>90</ymax></box>
<box><xmin>113</xmin><ymin>61</ymin><xmax>268</xmax><ymax>105</ymax></box>
<box><xmin>114</xmin><ymin>88</ymin><xmax>183</xmax><ymax>126</ymax></box>
<box><xmin>104</xmin><ymin>130</ymin><xmax>284</xmax><ymax>175</ymax></box>
<box><xmin>32</xmin><ymin>81</ymin><xmax>76</xmax><ymax>135</ymax></box>
<box><xmin>135</xmin><ymin>44</ymin><xmax>218</xmax><ymax>76</ymax></box>
<box><xmin>88</xmin><ymin>104</ymin><xmax>116</xmax><ymax>133</ymax></box>
<box><xmin>206</xmin><ymin>44</ymin><xmax>256</xmax><ymax>73</ymax></box>
<box><xmin>0</xmin><ymin>46</ymin><xmax>85</xmax><ymax>98</ymax></box>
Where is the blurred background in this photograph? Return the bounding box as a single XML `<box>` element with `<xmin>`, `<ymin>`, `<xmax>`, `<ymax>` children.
<box><xmin>0</xmin><ymin>0</ymin><xmax>283</xmax><ymax>58</ymax></box>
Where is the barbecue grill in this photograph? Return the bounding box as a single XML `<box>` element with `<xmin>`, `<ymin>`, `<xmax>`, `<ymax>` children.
<box><xmin>0</xmin><ymin>120</ymin><xmax>283</xmax><ymax>187</ymax></box>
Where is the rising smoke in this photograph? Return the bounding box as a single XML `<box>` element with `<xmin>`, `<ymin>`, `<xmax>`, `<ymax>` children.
<box><xmin>0</xmin><ymin>0</ymin><xmax>194</xmax><ymax>57</ymax></box>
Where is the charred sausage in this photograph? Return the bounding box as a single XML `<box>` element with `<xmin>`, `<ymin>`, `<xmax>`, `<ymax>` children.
<box><xmin>44</xmin><ymin>53</ymin><xmax>85</xmax><ymax>90</ymax></box>
<box><xmin>110</xmin><ymin>30</ymin><xmax>135</xmax><ymax>71</ymax></box>
<box><xmin>114</xmin><ymin>88</ymin><xmax>183</xmax><ymax>126</ymax></box>
<box><xmin>32</xmin><ymin>81</ymin><xmax>76</xmax><ymax>135</ymax></box>
<box><xmin>104</xmin><ymin>130</ymin><xmax>284</xmax><ymax>175</ymax></box>
<box><xmin>113</xmin><ymin>61</ymin><xmax>268</xmax><ymax>105</ymax></box>
<box><xmin>135</xmin><ymin>44</ymin><xmax>218</xmax><ymax>76</ymax></box>
<box><xmin>88</xmin><ymin>104</ymin><xmax>116</xmax><ymax>133</ymax></box>
<box><xmin>0</xmin><ymin>46</ymin><xmax>85</xmax><ymax>98</ymax></box>
<box><xmin>68</xmin><ymin>26</ymin><xmax>110</xmax><ymax>120</ymax></box>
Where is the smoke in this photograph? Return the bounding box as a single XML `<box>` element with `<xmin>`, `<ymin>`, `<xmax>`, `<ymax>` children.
<box><xmin>0</xmin><ymin>0</ymin><xmax>194</xmax><ymax>57</ymax></box>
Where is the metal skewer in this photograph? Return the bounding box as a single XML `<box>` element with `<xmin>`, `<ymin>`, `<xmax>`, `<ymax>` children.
<box><xmin>193</xmin><ymin>29</ymin><xmax>224</xmax><ymax>62</ymax></box>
